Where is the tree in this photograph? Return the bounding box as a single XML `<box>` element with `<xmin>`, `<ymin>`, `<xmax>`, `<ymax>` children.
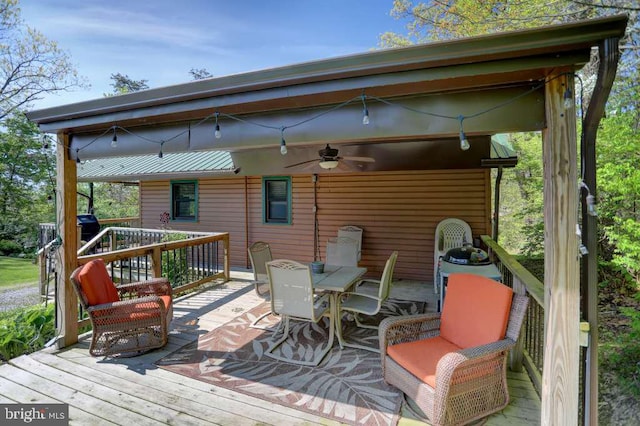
<box><xmin>0</xmin><ymin>0</ymin><xmax>85</xmax><ymax>119</ymax></box>
<box><xmin>0</xmin><ymin>113</ymin><xmax>54</xmax><ymax>250</ymax></box>
<box><xmin>189</xmin><ymin>68</ymin><xmax>212</xmax><ymax>80</ymax></box>
<box><xmin>106</xmin><ymin>72</ymin><xmax>149</xmax><ymax>95</ymax></box>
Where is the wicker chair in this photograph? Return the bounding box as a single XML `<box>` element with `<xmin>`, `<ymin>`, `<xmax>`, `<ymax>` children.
<box><xmin>337</xmin><ymin>251</ymin><xmax>398</xmax><ymax>352</ymax></box>
<box><xmin>70</xmin><ymin>259</ymin><xmax>173</xmax><ymax>357</ymax></box>
<box><xmin>379</xmin><ymin>273</ymin><xmax>528</xmax><ymax>425</ymax></box>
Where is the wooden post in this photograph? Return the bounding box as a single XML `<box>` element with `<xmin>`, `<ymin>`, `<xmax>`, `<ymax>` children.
<box><xmin>56</xmin><ymin>133</ymin><xmax>79</xmax><ymax>347</ymax></box>
<box><xmin>223</xmin><ymin>233</ymin><xmax>230</xmax><ymax>281</ymax></box>
<box><xmin>541</xmin><ymin>73</ymin><xmax>580</xmax><ymax>425</ymax></box>
<box><xmin>151</xmin><ymin>246</ymin><xmax>162</xmax><ymax>278</ymax></box>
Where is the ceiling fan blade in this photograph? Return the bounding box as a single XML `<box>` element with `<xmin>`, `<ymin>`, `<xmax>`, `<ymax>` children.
<box><xmin>341</xmin><ymin>155</ymin><xmax>375</xmax><ymax>163</ymax></box>
<box><xmin>285</xmin><ymin>159</ymin><xmax>318</xmax><ymax>168</ymax></box>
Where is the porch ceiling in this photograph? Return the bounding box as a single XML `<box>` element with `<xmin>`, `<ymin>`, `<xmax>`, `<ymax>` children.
<box><xmin>26</xmin><ymin>15</ymin><xmax>627</xmax><ymax>164</ymax></box>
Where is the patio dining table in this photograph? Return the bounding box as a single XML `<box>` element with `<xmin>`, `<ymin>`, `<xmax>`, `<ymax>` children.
<box><xmin>312</xmin><ymin>264</ymin><xmax>367</xmax><ymax>349</ymax></box>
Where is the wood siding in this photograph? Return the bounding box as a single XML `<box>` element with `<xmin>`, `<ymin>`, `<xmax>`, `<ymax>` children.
<box><xmin>140</xmin><ymin>169</ymin><xmax>491</xmax><ymax>282</ymax></box>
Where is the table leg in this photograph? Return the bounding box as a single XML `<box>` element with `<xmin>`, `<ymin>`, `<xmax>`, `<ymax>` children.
<box><xmin>333</xmin><ymin>292</ymin><xmax>346</xmax><ymax>349</ymax></box>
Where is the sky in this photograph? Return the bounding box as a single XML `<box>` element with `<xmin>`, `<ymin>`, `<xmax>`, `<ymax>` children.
<box><xmin>19</xmin><ymin>0</ymin><xmax>409</xmax><ymax>110</ymax></box>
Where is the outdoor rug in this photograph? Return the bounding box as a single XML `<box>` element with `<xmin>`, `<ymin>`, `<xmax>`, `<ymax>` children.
<box><xmin>157</xmin><ymin>298</ymin><xmax>425</xmax><ymax>426</ymax></box>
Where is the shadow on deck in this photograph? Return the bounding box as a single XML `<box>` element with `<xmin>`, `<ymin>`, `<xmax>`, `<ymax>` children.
<box><xmin>0</xmin><ymin>271</ymin><xmax>540</xmax><ymax>425</ymax></box>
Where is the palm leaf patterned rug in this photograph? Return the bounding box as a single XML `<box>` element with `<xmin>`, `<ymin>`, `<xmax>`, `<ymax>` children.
<box><xmin>157</xmin><ymin>298</ymin><xmax>425</xmax><ymax>426</ymax></box>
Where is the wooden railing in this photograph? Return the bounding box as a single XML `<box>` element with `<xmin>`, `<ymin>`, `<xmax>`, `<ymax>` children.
<box><xmin>38</xmin><ymin>225</ymin><xmax>230</xmax><ymax>331</ymax></box>
<box><xmin>38</xmin><ymin>217</ymin><xmax>141</xmax><ymax>248</ymax></box>
<box><xmin>482</xmin><ymin>235</ymin><xmax>545</xmax><ymax>395</ymax></box>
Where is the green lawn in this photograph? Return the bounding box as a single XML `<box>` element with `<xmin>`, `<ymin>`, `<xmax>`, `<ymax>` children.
<box><xmin>0</xmin><ymin>256</ymin><xmax>39</xmax><ymax>288</ymax></box>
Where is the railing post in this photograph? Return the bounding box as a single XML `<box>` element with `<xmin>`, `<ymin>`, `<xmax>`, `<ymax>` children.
<box><xmin>510</xmin><ymin>276</ymin><xmax>525</xmax><ymax>372</ymax></box>
<box><xmin>151</xmin><ymin>246</ymin><xmax>162</xmax><ymax>278</ymax></box>
<box><xmin>223</xmin><ymin>234</ymin><xmax>230</xmax><ymax>281</ymax></box>
<box><xmin>110</xmin><ymin>229</ymin><xmax>117</xmax><ymax>252</ymax></box>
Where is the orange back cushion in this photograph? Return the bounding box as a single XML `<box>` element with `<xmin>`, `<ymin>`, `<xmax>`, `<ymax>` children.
<box><xmin>440</xmin><ymin>273</ymin><xmax>513</xmax><ymax>348</ymax></box>
<box><xmin>77</xmin><ymin>259</ymin><xmax>120</xmax><ymax>306</ymax></box>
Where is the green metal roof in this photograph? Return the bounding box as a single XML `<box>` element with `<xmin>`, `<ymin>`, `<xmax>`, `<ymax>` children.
<box><xmin>77</xmin><ymin>151</ymin><xmax>236</xmax><ymax>182</ymax></box>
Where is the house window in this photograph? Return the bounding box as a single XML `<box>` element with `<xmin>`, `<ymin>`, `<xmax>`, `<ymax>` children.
<box><xmin>170</xmin><ymin>180</ymin><xmax>198</xmax><ymax>221</ymax></box>
<box><xmin>263</xmin><ymin>177</ymin><xmax>291</xmax><ymax>224</ymax></box>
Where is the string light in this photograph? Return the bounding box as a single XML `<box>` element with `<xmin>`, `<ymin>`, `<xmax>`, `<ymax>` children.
<box><xmin>75</xmin><ymin>149</ymin><xmax>81</xmax><ymax>164</ymax></box>
<box><xmin>71</xmin><ymin>73</ymin><xmax>571</xmax><ymax>160</ymax></box>
<box><xmin>280</xmin><ymin>128</ymin><xmax>287</xmax><ymax>155</ymax></box>
<box><xmin>111</xmin><ymin>126</ymin><xmax>118</xmax><ymax>148</ymax></box>
<box><xmin>361</xmin><ymin>94</ymin><xmax>370</xmax><ymax>125</ymax></box>
<box><xmin>214</xmin><ymin>112</ymin><xmax>221</xmax><ymax>139</ymax></box>
<box><xmin>158</xmin><ymin>142</ymin><xmax>164</xmax><ymax>161</ymax></box>
<box><xmin>458</xmin><ymin>116</ymin><xmax>470</xmax><ymax>151</ymax></box>
<box><xmin>580</xmin><ymin>181</ymin><xmax>597</xmax><ymax>217</ymax></box>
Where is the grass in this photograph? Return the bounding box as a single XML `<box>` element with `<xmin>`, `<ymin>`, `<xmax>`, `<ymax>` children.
<box><xmin>0</xmin><ymin>256</ymin><xmax>39</xmax><ymax>288</ymax></box>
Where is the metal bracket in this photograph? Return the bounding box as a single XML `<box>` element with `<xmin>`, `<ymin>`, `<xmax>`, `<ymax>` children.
<box><xmin>579</xmin><ymin>322</ymin><xmax>590</xmax><ymax>347</ymax></box>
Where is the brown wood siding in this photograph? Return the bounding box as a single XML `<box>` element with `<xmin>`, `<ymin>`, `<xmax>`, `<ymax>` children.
<box><xmin>140</xmin><ymin>170</ymin><xmax>490</xmax><ymax>283</ymax></box>
<box><xmin>140</xmin><ymin>177</ymin><xmax>248</xmax><ymax>268</ymax></box>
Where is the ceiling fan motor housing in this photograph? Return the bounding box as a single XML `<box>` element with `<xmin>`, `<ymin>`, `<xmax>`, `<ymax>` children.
<box><xmin>319</xmin><ymin>144</ymin><xmax>339</xmax><ymax>159</ymax></box>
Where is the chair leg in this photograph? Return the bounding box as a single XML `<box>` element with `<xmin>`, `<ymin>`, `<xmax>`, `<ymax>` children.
<box><xmin>353</xmin><ymin>313</ymin><xmax>379</xmax><ymax>330</ymax></box>
<box><xmin>337</xmin><ymin>309</ymin><xmax>380</xmax><ymax>353</ymax></box>
<box><xmin>249</xmin><ymin>310</ymin><xmax>273</xmax><ymax>330</ymax></box>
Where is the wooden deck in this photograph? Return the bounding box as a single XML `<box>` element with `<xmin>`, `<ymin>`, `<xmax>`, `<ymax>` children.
<box><xmin>0</xmin><ymin>272</ymin><xmax>540</xmax><ymax>425</ymax></box>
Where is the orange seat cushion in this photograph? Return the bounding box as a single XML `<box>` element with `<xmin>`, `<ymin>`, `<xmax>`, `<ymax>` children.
<box><xmin>94</xmin><ymin>295</ymin><xmax>172</xmax><ymax>324</ymax></box>
<box><xmin>77</xmin><ymin>259</ymin><xmax>120</xmax><ymax>306</ymax></box>
<box><xmin>440</xmin><ymin>273</ymin><xmax>513</xmax><ymax>348</ymax></box>
<box><xmin>387</xmin><ymin>336</ymin><xmax>462</xmax><ymax>388</ymax></box>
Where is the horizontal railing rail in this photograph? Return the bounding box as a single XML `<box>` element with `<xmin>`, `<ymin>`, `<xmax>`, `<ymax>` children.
<box><xmin>38</xmin><ymin>216</ymin><xmax>141</xmax><ymax>248</ymax></box>
<box><xmin>482</xmin><ymin>235</ymin><xmax>545</xmax><ymax>395</ymax></box>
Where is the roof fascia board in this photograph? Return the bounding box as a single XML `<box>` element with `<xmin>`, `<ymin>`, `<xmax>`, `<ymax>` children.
<box><xmin>38</xmin><ymin>52</ymin><xmax>586</xmax><ymax>134</ymax></box>
<box><xmin>27</xmin><ymin>15</ymin><xmax>627</xmax><ymax>128</ymax></box>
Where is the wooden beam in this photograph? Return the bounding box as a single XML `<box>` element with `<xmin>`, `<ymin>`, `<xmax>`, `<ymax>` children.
<box><xmin>56</xmin><ymin>133</ymin><xmax>78</xmax><ymax>347</ymax></box>
<box><xmin>541</xmin><ymin>74</ymin><xmax>580</xmax><ymax>424</ymax></box>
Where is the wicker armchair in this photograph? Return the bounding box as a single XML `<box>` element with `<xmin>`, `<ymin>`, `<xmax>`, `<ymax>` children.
<box><xmin>379</xmin><ymin>273</ymin><xmax>528</xmax><ymax>425</ymax></box>
<box><xmin>70</xmin><ymin>259</ymin><xmax>173</xmax><ymax>357</ymax></box>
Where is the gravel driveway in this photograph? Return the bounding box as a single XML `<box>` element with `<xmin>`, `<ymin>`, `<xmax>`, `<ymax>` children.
<box><xmin>0</xmin><ymin>284</ymin><xmax>41</xmax><ymax>312</ymax></box>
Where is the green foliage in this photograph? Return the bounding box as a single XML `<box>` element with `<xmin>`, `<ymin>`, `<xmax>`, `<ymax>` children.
<box><xmin>0</xmin><ymin>113</ymin><xmax>55</xmax><ymax>252</ymax></box>
<box><xmin>0</xmin><ymin>240</ymin><xmax>21</xmax><ymax>256</ymax></box>
<box><xmin>161</xmin><ymin>233</ymin><xmax>189</xmax><ymax>288</ymax></box>
<box><xmin>106</xmin><ymin>72</ymin><xmax>149</xmax><ymax>96</ymax></box>
<box><xmin>596</xmin><ymin>111</ymin><xmax>640</xmax><ymax>280</ymax></box>
<box><xmin>0</xmin><ymin>0</ymin><xmax>86</xmax><ymax>118</ymax></box>
<box><xmin>0</xmin><ymin>303</ymin><xmax>55</xmax><ymax>362</ymax></box>
<box><xmin>76</xmin><ymin>182</ymin><xmax>139</xmax><ymax>218</ymax></box>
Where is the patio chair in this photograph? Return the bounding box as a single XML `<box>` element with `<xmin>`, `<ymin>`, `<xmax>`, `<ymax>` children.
<box><xmin>326</xmin><ymin>236</ymin><xmax>359</xmax><ymax>267</ymax></box>
<box><xmin>337</xmin><ymin>251</ymin><xmax>398</xmax><ymax>352</ymax></box>
<box><xmin>265</xmin><ymin>259</ymin><xmax>333</xmax><ymax>366</ymax></box>
<box><xmin>70</xmin><ymin>259</ymin><xmax>173</xmax><ymax>357</ymax></box>
<box><xmin>379</xmin><ymin>273</ymin><xmax>528</xmax><ymax>426</ymax></box>
<box><xmin>247</xmin><ymin>241</ymin><xmax>275</xmax><ymax>329</ymax></box>
<box><xmin>338</xmin><ymin>225</ymin><xmax>363</xmax><ymax>261</ymax></box>
<box><xmin>433</xmin><ymin>218</ymin><xmax>472</xmax><ymax>293</ymax></box>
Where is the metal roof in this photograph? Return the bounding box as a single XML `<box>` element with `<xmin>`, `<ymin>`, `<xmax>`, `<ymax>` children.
<box><xmin>76</xmin><ymin>151</ymin><xmax>236</xmax><ymax>182</ymax></box>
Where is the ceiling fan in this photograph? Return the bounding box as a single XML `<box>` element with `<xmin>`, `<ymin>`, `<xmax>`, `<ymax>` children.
<box><xmin>285</xmin><ymin>144</ymin><xmax>375</xmax><ymax>170</ymax></box>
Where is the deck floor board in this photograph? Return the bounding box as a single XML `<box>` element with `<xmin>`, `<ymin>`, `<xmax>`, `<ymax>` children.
<box><xmin>1</xmin><ymin>272</ymin><xmax>540</xmax><ymax>425</ymax></box>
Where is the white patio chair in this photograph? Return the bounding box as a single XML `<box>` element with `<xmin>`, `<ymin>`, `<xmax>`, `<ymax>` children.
<box><xmin>265</xmin><ymin>259</ymin><xmax>333</xmax><ymax>366</ymax></box>
<box><xmin>338</xmin><ymin>225</ymin><xmax>363</xmax><ymax>261</ymax></box>
<box><xmin>433</xmin><ymin>218</ymin><xmax>472</xmax><ymax>293</ymax></box>
<box><xmin>248</xmin><ymin>241</ymin><xmax>273</xmax><ymax>328</ymax></box>
<box><xmin>326</xmin><ymin>236</ymin><xmax>359</xmax><ymax>267</ymax></box>
<box><xmin>337</xmin><ymin>251</ymin><xmax>398</xmax><ymax>352</ymax></box>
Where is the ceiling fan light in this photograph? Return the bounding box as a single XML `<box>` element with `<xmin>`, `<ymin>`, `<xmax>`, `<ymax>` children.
<box><xmin>319</xmin><ymin>160</ymin><xmax>339</xmax><ymax>169</ymax></box>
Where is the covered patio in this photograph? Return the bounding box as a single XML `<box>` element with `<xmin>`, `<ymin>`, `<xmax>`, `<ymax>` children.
<box><xmin>24</xmin><ymin>14</ymin><xmax>628</xmax><ymax>425</ymax></box>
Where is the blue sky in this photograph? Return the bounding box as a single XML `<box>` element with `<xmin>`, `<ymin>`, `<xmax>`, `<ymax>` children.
<box><xmin>20</xmin><ymin>0</ymin><xmax>408</xmax><ymax>109</ymax></box>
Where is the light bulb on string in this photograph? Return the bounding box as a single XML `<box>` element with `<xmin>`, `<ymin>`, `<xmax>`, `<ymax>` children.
<box><xmin>458</xmin><ymin>116</ymin><xmax>470</xmax><ymax>151</ymax></box>
<box><xmin>586</xmin><ymin>194</ymin><xmax>597</xmax><ymax>217</ymax></box>
<box><xmin>76</xmin><ymin>149</ymin><xmax>81</xmax><ymax>164</ymax></box>
<box><xmin>361</xmin><ymin>94</ymin><xmax>370</xmax><ymax>125</ymax></box>
<box><xmin>214</xmin><ymin>113</ymin><xmax>221</xmax><ymax>139</ymax></box>
<box><xmin>280</xmin><ymin>128</ymin><xmax>287</xmax><ymax>155</ymax></box>
<box><xmin>111</xmin><ymin>126</ymin><xmax>118</xmax><ymax>148</ymax></box>
<box><xmin>158</xmin><ymin>142</ymin><xmax>164</xmax><ymax>162</ymax></box>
